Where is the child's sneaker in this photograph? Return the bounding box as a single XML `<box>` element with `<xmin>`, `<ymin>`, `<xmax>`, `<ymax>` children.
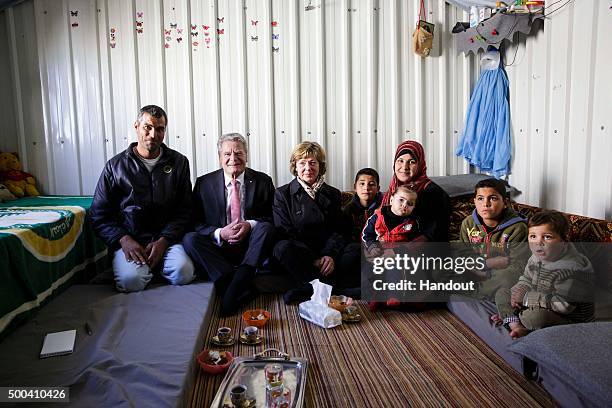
<box><xmin>386</xmin><ymin>298</ymin><xmax>401</xmax><ymax>308</ymax></box>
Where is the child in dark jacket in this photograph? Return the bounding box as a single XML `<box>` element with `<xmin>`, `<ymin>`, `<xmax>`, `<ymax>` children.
<box><xmin>342</xmin><ymin>168</ymin><xmax>383</xmax><ymax>242</ymax></box>
<box><xmin>492</xmin><ymin>210</ymin><xmax>595</xmax><ymax>338</ymax></box>
<box><xmin>459</xmin><ymin>178</ymin><xmax>528</xmax><ymax>299</ymax></box>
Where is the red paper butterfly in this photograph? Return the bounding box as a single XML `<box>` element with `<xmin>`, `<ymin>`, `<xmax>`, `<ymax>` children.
<box><xmin>164</xmin><ymin>43</ymin><xmax>170</xmax><ymax>48</ymax></box>
<box><xmin>217</xmin><ymin>17</ymin><xmax>224</xmax><ymax>23</ymax></box>
<box><xmin>136</xmin><ymin>28</ymin><xmax>143</xmax><ymax>34</ymax></box>
<box><xmin>136</xmin><ymin>21</ymin><xmax>143</xmax><ymax>27</ymax></box>
<box><xmin>110</xmin><ymin>43</ymin><xmax>116</xmax><ymax>48</ymax></box>
<box><xmin>177</xmin><ymin>37</ymin><xmax>183</xmax><ymax>43</ymax></box>
<box><xmin>251</xmin><ymin>20</ymin><xmax>258</xmax><ymax>26</ymax></box>
<box><xmin>72</xmin><ymin>22</ymin><xmax>78</xmax><ymax>27</ymax></box>
<box><xmin>217</xmin><ymin>28</ymin><xmax>224</xmax><ymax>34</ymax></box>
<box><xmin>165</xmin><ymin>29</ymin><xmax>171</xmax><ymax>35</ymax></box>
<box><xmin>203</xmin><ymin>25</ymin><xmax>210</xmax><ymax>30</ymax></box>
<box><xmin>191</xmin><ymin>24</ymin><xmax>197</xmax><ymax>30</ymax></box>
<box><xmin>271</xmin><ymin>21</ymin><xmax>278</xmax><ymax>27</ymax></box>
<box><xmin>137</xmin><ymin>12</ymin><xmax>143</xmax><ymax>18</ymax></box>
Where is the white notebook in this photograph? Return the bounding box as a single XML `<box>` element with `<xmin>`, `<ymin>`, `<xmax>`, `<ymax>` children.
<box><xmin>40</xmin><ymin>329</ymin><xmax>76</xmax><ymax>358</ymax></box>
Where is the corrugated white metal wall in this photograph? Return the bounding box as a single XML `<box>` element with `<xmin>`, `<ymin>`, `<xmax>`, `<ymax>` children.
<box><xmin>0</xmin><ymin>0</ymin><xmax>610</xmax><ymax>220</ymax></box>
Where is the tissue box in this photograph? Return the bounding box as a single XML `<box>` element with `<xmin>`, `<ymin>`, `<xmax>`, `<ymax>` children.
<box><xmin>298</xmin><ymin>301</ymin><xmax>342</xmax><ymax>329</ymax></box>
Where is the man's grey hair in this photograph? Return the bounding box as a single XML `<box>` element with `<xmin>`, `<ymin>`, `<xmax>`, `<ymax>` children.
<box><xmin>217</xmin><ymin>133</ymin><xmax>248</xmax><ymax>156</ymax></box>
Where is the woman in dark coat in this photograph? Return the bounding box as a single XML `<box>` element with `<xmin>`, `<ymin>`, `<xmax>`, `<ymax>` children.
<box><xmin>383</xmin><ymin>140</ymin><xmax>451</xmax><ymax>242</ymax></box>
<box><xmin>273</xmin><ymin>141</ymin><xmax>359</xmax><ymax>302</ymax></box>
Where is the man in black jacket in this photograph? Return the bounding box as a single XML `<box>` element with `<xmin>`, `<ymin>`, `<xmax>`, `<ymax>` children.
<box><xmin>90</xmin><ymin>105</ymin><xmax>194</xmax><ymax>292</ymax></box>
<box><xmin>183</xmin><ymin>133</ymin><xmax>275</xmax><ymax>315</ymax></box>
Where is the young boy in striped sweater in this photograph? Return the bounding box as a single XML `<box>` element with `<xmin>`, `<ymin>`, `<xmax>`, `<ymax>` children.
<box><xmin>491</xmin><ymin>210</ymin><xmax>595</xmax><ymax>338</ymax></box>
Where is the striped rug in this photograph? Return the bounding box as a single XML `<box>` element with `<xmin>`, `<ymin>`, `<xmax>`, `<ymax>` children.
<box><xmin>190</xmin><ymin>295</ymin><xmax>552</xmax><ymax>407</ymax></box>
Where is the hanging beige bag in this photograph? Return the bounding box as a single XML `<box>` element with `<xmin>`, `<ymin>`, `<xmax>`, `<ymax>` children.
<box><xmin>413</xmin><ymin>0</ymin><xmax>434</xmax><ymax>57</ymax></box>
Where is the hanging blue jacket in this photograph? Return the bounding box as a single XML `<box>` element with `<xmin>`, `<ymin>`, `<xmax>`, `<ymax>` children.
<box><xmin>456</xmin><ymin>53</ymin><xmax>511</xmax><ymax>179</ymax></box>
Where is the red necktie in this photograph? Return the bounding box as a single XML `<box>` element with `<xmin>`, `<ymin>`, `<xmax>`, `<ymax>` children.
<box><xmin>230</xmin><ymin>179</ymin><xmax>241</xmax><ymax>223</ymax></box>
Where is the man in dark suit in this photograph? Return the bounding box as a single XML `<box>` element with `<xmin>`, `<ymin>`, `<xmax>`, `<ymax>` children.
<box><xmin>183</xmin><ymin>133</ymin><xmax>275</xmax><ymax>315</ymax></box>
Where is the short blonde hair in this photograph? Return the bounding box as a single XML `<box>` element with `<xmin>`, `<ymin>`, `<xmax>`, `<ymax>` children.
<box><xmin>393</xmin><ymin>185</ymin><xmax>417</xmax><ymax>199</ymax></box>
<box><xmin>289</xmin><ymin>141</ymin><xmax>327</xmax><ymax>176</ymax></box>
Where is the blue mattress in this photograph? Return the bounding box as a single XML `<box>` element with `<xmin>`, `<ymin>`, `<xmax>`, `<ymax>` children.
<box><xmin>0</xmin><ymin>282</ymin><xmax>215</xmax><ymax>407</ymax></box>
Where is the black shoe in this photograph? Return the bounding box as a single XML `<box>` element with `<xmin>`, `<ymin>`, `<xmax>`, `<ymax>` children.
<box><xmin>220</xmin><ymin>287</ymin><xmax>259</xmax><ymax>316</ymax></box>
<box><xmin>283</xmin><ymin>284</ymin><xmax>313</xmax><ymax>304</ymax></box>
<box><xmin>220</xmin><ymin>265</ymin><xmax>256</xmax><ymax>316</ymax></box>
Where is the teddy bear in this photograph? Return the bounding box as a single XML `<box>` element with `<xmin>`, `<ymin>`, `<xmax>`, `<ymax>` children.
<box><xmin>0</xmin><ymin>151</ymin><xmax>40</xmax><ymax>198</ymax></box>
<box><xmin>0</xmin><ymin>183</ymin><xmax>17</xmax><ymax>202</ymax></box>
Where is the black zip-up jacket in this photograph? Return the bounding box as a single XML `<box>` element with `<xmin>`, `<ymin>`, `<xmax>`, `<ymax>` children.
<box><xmin>273</xmin><ymin>178</ymin><xmax>347</xmax><ymax>258</ymax></box>
<box><xmin>90</xmin><ymin>142</ymin><xmax>192</xmax><ymax>249</ymax></box>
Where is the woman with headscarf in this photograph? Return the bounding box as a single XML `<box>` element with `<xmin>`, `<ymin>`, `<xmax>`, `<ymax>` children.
<box><xmin>273</xmin><ymin>141</ymin><xmax>359</xmax><ymax>302</ymax></box>
<box><xmin>383</xmin><ymin>140</ymin><xmax>451</xmax><ymax>242</ymax></box>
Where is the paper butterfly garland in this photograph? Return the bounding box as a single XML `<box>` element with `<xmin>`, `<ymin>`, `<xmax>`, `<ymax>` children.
<box><xmin>109</xmin><ymin>27</ymin><xmax>117</xmax><ymax>48</ymax></box>
<box><xmin>70</xmin><ymin>10</ymin><xmax>78</xmax><ymax>28</ymax></box>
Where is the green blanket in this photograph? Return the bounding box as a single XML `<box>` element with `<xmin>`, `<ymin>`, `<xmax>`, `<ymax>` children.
<box><xmin>0</xmin><ymin>196</ymin><xmax>108</xmax><ymax>340</ymax></box>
